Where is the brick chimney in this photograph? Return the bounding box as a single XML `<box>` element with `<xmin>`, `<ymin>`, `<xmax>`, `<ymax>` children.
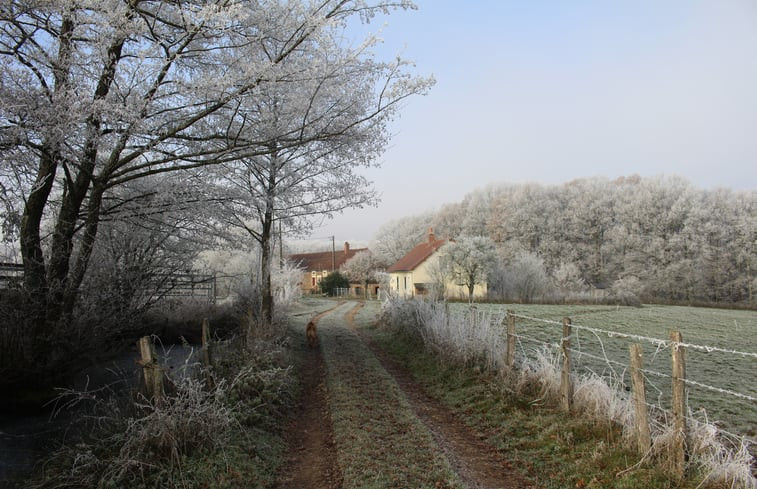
<box><xmin>344</xmin><ymin>242</ymin><xmax>350</xmax><ymax>254</ymax></box>
<box><xmin>428</xmin><ymin>227</ymin><xmax>435</xmax><ymax>244</ymax></box>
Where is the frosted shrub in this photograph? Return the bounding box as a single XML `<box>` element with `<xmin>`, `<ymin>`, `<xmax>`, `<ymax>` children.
<box><xmin>611</xmin><ymin>276</ymin><xmax>643</xmax><ymax>306</ymax></box>
<box><xmin>515</xmin><ymin>345</ymin><xmax>561</xmax><ymax>400</ymax></box>
<box><xmin>36</xmin><ymin>374</ymin><xmax>238</xmax><ymax>488</ymax></box>
<box><xmin>272</xmin><ymin>260</ymin><xmax>304</xmax><ymax>309</ymax></box>
<box><xmin>687</xmin><ymin>418</ymin><xmax>756</xmax><ymax>489</ymax></box>
<box><xmin>388</xmin><ymin>299</ymin><xmax>506</xmax><ymax>371</ymax></box>
<box><xmin>379</xmin><ymin>295</ymin><xmax>421</xmax><ymax>336</ymax></box>
<box><xmin>573</xmin><ymin>373</ymin><xmax>633</xmax><ymax>430</ymax></box>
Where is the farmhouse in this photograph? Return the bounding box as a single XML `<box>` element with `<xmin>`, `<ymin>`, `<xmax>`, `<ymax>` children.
<box><xmin>387</xmin><ymin>229</ymin><xmax>487</xmax><ymax>300</ymax></box>
<box><xmin>288</xmin><ymin>242</ymin><xmax>367</xmax><ymax>294</ymax></box>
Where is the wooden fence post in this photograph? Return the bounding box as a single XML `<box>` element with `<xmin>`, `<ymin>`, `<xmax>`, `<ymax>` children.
<box><xmin>561</xmin><ymin>317</ymin><xmax>573</xmax><ymax>412</ymax></box>
<box><xmin>505</xmin><ymin>310</ymin><xmax>516</xmax><ymax>369</ymax></box>
<box><xmin>670</xmin><ymin>330</ymin><xmax>687</xmax><ymax>479</ymax></box>
<box><xmin>201</xmin><ymin>318</ymin><xmax>212</xmax><ymax>368</ymax></box>
<box><xmin>629</xmin><ymin>343</ymin><xmax>651</xmax><ymax>454</ymax></box>
<box><xmin>201</xmin><ymin>318</ymin><xmax>215</xmax><ymax>387</ymax></box>
<box><xmin>138</xmin><ymin>336</ymin><xmax>162</xmax><ymax>404</ymax></box>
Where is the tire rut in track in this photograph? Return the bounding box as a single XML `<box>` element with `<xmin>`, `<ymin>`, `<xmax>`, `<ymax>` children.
<box><xmin>344</xmin><ymin>303</ymin><xmax>533</xmax><ymax>489</ymax></box>
<box><xmin>275</xmin><ymin>306</ymin><xmax>343</xmax><ymax>489</ymax></box>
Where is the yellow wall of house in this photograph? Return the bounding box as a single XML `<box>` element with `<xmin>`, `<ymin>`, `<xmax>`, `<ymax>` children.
<box><xmin>388</xmin><ymin>254</ymin><xmax>487</xmax><ymax>300</ymax></box>
<box><xmin>389</xmin><ymin>271</ymin><xmax>415</xmax><ymax>297</ymax></box>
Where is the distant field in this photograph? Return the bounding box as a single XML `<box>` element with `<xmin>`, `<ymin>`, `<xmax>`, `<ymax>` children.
<box><xmin>448</xmin><ymin>303</ymin><xmax>757</xmax><ymax>441</ymax></box>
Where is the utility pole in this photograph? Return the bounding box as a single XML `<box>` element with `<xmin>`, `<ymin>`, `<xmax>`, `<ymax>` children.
<box><xmin>331</xmin><ymin>236</ymin><xmax>336</xmax><ymax>272</ymax></box>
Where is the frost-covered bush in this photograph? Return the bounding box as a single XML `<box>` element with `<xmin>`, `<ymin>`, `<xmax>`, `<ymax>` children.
<box><xmin>35</xmin><ymin>375</ymin><xmax>237</xmax><ymax>488</ymax></box>
<box><xmin>611</xmin><ymin>275</ymin><xmax>644</xmax><ymax>306</ymax></box>
<box><xmin>512</xmin><ymin>345</ymin><xmax>561</xmax><ymax>401</ymax></box>
<box><xmin>272</xmin><ymin>259</ymin><xmax>303</xmax><ymax>309</ymax></box>
<box><xmin>381</xmin><ymin>297</ymin><xmax>505</xmax><ymax>370</ymax></box>
<box><xmin>552</xmin><ymin>261</ymin><xmax>587</xmax><ymax>295</ymax></box>
<box><xmin>379</xmin><ymin>295</ymin><xmax>421</xmax><ymax>335</ymax></box>
<box><xmin>502</xmin><ymin>252</ymin><xmax>551</xmax><ymax>303</ymax></box>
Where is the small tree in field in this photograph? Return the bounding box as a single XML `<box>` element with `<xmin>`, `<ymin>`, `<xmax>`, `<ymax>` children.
<box><xmin>440</xmin><ymin>236</ymin><xmax>497</xmax><ymax>302</ymax></box>
<box><xmin>506</xmin><ymin>252</ymin><xmax>550</xmax><ymax>303</ymax></box>
<box><xmin>342</xmin><ymin>250</ymin><xmax>381</xmax><ymax>299</ymax></box>
<box><xmin>320</xmin><ymin>272</ymin><xmax>350</xmax><ymax>296</ymax></box>
<box><xmin>552</xmin><ymin>261</ymin><xmax>587</xmax><ymax>297</ymax></box>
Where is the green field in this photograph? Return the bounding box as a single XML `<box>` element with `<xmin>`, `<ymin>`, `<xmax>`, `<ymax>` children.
<box><xmin>446</xmin><ymin>303</ymin><xmax>757</xmax><ymax>441</ymax></box>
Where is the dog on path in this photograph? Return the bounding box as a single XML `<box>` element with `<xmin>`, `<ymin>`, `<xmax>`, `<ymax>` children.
<box><xmin>306</xmin><ymin>320</ymin><xmax>317</xmax><ymax>348</ymax></box>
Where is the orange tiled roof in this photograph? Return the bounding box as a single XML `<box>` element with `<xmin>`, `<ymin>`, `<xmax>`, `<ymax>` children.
<box><xmin>288</xmin><ymin>243</ymin><xmax>366</xmax><ymax>272</ymax></box>
<box><xmin>386</xmin><ymin>230</ymin><xmax>446</xmax><ymax>273</ymax></box>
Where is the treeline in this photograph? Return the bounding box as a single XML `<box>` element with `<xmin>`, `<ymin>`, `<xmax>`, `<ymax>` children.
<box><xmin>372</xmin><ymin>175</ymin><xmax>756</xmax><ymax>304</ymax></box>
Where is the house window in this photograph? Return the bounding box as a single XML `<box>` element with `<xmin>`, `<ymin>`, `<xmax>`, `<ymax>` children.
<box><xmin>396</xmin><ymin>276</ymin><xmax>399</xmax><ymax>290</ymax></box>
<box><xmin>404</xmin><ymin>276</ymin><xmax>407</xmax><ymax>290</ymax></box>
<box><xmin>312</xmin><ymin>277</ymin><xmax>316</xmax><ymax>287</ymax></box>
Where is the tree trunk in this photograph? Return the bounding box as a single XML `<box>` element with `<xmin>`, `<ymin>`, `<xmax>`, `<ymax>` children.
<box><xmin>46</xmin><ymin>162</ymin><xmax>95</xmax><ymax>325</ymax></box>
<box><xmin>62</xmin><ymin>182</ymin><xmax>106</xmax><ymax>320</ymax></box>
<box><xmin>19</xmin><ymin>15</ymin><xmax>75</xmax><ymax>327</ymax></box>
<box><xmin>260</xmin><ymin>215</ymin><xmax>274</xmax><ymax>327</ymax></box>
<box><xmin>260</xmin><ymin>152</ymin><xmax>279</xmax><ymax>327</ymax></box>
<box><xmin>20</xmin><ymin>151</ymin><xmax>58</xmax><ymax>312</ymax></box>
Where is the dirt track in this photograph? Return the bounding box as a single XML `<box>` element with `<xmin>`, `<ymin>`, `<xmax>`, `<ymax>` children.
<box><xmin>277</xmin><ymin>301</ymin><xmax>531</xmax><ymax>489</ymax></box>
<box><xmin>276</xmin><ymin>306</ymin><xmax>343</xmax><ymax>489</ymax></box>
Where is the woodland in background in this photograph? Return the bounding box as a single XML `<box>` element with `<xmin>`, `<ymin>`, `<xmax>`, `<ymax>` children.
<box><xmin>371</xmin><ymin>175</ymin><xmax>756</xmax><ymax>305</ymax></box>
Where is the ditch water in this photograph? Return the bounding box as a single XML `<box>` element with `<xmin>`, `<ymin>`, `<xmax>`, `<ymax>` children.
<box><xmin>0</xmin><ymin>344</ymin><xmax>197</xmax><ymax>488</ymax></box>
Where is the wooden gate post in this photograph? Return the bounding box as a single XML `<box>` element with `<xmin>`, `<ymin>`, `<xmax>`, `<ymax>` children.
<box><xmin>629</xmin><ymin>343</ymin><xmax>651</xmax><ymax>454</ymax></box>
<box><xmin>670</xmin><ymin>331</ymin><xmax>687</xmax><ymax>479</ymax></box>
<box><xmin>505</xmin><ymin>311</ymin><xmax>516</xmax><ymax>369</ymax></box>
<box><xmin>560</xmin><ymin>317</ymin><xmax>573</xmax><ymax>412</ymax></box>
<box><xmin>138</xmin><ymin>336</ymin><xmax>162</xmax><ymax>404</ymax></box>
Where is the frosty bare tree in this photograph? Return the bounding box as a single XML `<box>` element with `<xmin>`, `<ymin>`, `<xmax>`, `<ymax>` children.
<box><xmin>342</xmin><ymin>250</ymin><xmax>381</xmax><ymax>298</ymax></box>
<box><xmin>205</xmin><ymin>26</ymin><xmax>432</xmax><ymax>325</ymax></box>
<box><xmin>440</xmin><ymin>235</ymin><xmax>497</xmax><ymax>302</ymax></box>
<box><xmin>552</xmin><ymin>261</ymin><xmax>586</xmax><ymax>297</ymax></box>
<box><xmin>0</xmin><ymin>1</ymin><xmax>430</xmax><ymax>350</ymax></box>
<box><xmin>371</xmin><ymin>213</ymin><xmax>434</xmax><ymax>266</ymax></box>
<box><xmin>505</xmin><ymin>252</ymin><xmax>550</xmax><ymax>303</ymax></box>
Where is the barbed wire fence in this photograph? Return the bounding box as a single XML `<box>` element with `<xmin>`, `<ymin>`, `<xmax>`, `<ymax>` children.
<box><xmin>397</xmin><ymin>299</ymin><xmax>756</xmax><ymax>487</ymax></box>
<box><xmin>508</xmin><ymin>312</ymin><xmax>756</xmax><ymax>442</ymax></box>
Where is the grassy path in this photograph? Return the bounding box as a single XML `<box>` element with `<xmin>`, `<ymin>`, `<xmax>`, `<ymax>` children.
<box><xmin>319</xmin><ymin>301</ymin><xmax>463</xmax><ymax>489</ymax></box>
<box><xmin>280</xmin><ymin>299</ymin><xmax>530</xmax><ymax>489</ymax></box>
<box><xmin>276</xmin><ymin>303</ymin><xmax>343</xmax><ymax>489</ymax></box>
<box><xmin>343</xmin><ymin>303</ymin><xmax>530</xmax><ymax>489</ymax></box>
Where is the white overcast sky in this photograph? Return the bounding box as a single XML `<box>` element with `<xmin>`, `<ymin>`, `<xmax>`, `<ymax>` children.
<box><xmin>305</xmin><ymin>0</ymin><xmax>757</xmax><ymax>244</ymax></box>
